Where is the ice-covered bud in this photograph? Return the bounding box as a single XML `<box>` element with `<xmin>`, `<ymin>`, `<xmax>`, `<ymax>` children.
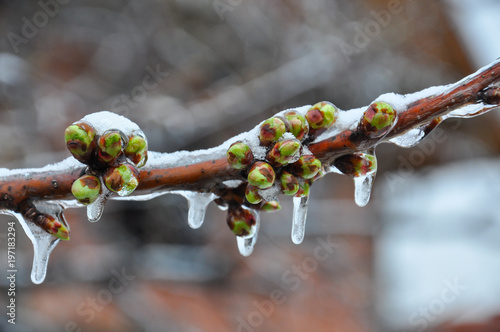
<box><xmin>290</xmin><ymin>155</ymin><xmax>322</xmax><ymax>179</ymax></box>
<box><xmin>245</xmin><ymin>185</ymin><xmax>263</xmax><ymax>204</ymax></box>
<box><xmin>334</xmin><ymin>153</ymin><xmax>377</xmax><ymax>177</ymax></box>
<box><xmin>359</xmin><ymin>101</ymin><xmax>397</xmax><ymax>138</ymax></box>
<box><xmin>40</xmin><ymin>214</ymin><xmax>70</xmax><ymax>241</ymax></box>
<box><xmin>103</xmin><ymin>163</ymin><xmax>140</xmax><ymax>196</ymax></box>
<box><xmin>295</xmin><ymin>179</ymin><xmax>310</xmax><ymax>197</ymax></box>
<box><xmin>280</xmin><ymin>171</ymin><xmax>299</xmax><ymax>196</ymax></box>
<box><xmin>125</xmin><ymin>134</ymin><xmax>148</xmax><ymax>168</ymax></box>
<box><xmin>71</xmin><ymin>174</ymin><xmax>101</xmax><ymax>205</ymax></box>
<box><xmin>305</xmin><ymin>101</ymin><xmax>337</xmax><ymax>132</ymax></box>
<box><xmin>284</xmin><ymin>111</ymin><xmax>308</xmax><ymax>140</ymax></box>
<box><xmin>310</xmin><ymin>168</ymin><xmax>325</xmax><ymax>183</ymax></box>
<box><xmin>261</xmin><ymin>201</ymin><xmax>281</xmax><ymax>212</ymax></box>
<box><xmin>247</xmin><ymin>161</ymin><xmax>276</xmax><ymax>189</ymax></box>
<box><xmin>65</xmin><ymin>122</ymin><xmax>96</xmax><ymax>164</ymax></box>
<box><xmin>227</xmin><ymin>206</ymin><xmax>257</xmax><ymax>238</ymax></box>
<box><xmin>259</xmin><ymin>117</ymin><xmax>287</xmax><ymax>146</ymax></box>
<box><xmin>266</xmin><ymin>139</ymin><xmax>301</xmax><ymax>166</ymax></box>
<box><xmin>98</xmin><ymin>131</ymin><xmax>123</xmax><ymax>165</ymax></box>
<box><xmin>227</xmin><ymin>141</ymin><xmax>254</xmax><ymax>170</ymax></box>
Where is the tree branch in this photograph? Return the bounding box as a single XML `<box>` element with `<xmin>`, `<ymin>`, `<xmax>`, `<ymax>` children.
<box><xmin>1</xmin><ymin>59</ymin><xmax>499</xmax><ymax>213</ymax></box>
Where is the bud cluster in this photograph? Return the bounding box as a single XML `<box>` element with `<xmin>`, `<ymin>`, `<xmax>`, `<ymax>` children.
<box><xmin>65</xmin><ymin>120</ymin><xmax>148</xmax><ymax>205</ymax></box>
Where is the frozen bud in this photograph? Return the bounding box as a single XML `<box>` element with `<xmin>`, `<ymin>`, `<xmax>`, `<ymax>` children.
<box><xmin>359</xmin><ymin>101</ymin><xmax>397</xmax><ymax>138</ymax></box>
<box><xmin>103</xmin><ymin>163</ymin><xmax>140</xmax><ymax>196</ymax></box>
<box><xmin>310</xmin><ymin>168</ymin><xmax>325</xmax><ymax>183</ymax></box>
<box><xmin>266</xmin><ymin>139</ymin><xmax>301</xmax><ymax>166</ymax></box>
<box><xmin>261</xmin><ymin>201</ymin><xmax>281</xmax><ymax>212</ymax></box>
<box><xmin>305</xmin><ymin>102</ymin><xmax>337</xmax><ymax>132</ymax></box>
<box><xmin>290</xmin><ymin>155</ymin><xmax>322</xmax><ymax>179</ymax></box>
<box><xmin>247</xmin><ymin>161</ymin><xmax>276</xmax><ymax>189</ymax></box>
<box><xmin>125</xmin><ymin>134</ymin><xmax>148</xmax><ymax>167</ymax></box>
<box><xmin>98</xmin><ymin>131</ymin><xmax>123</xmax><ymax>165</ymax></box>
<box><xmin>20</xmin><ymin>201</ymin><xmax>70</xmax><ymax>240</ymax></box>
<box><xmin>245</xmin><ymin>185</ymin><xmax>262</xmax><ymax>204</ymax></box>
<box><xmin>280</xmin><ymin>171</ymin><xmax>299</xmax><ymax>196</ymax></box>
<box><xmin>259</xmin><ymin>117</ymin><xmax>287</xmax><ymax>146</ymax></box>
<box><xmin>295</xmin><ymin>179</ymin><xmax>310</xmax><ymax>197</ymax></box>
<box><xmin>284</xmin><ymin>111</ymin><xmax>308</xmax><ymax>140</ymax></box>
<box><xmin>71</xmin><ymin>174</ymin><xmax>101</xmax><ymax>205</ymax></box>
<box><xmin>227</xmin><ymin>206</ymin><xmax>257</xmax><ymax>238</ymax></box>
<box><xmin>334</xmin><ymin>153</ymin><xmax>377</xmax><ymax>177</ymax></box>
<box><xmin>65</xmin><ymin>122</ymin><xmax>97</xmax><ymax>164</ymax></box>
<box><xmin>227</xmin><ymin>141</ymin><xmax>254</xmax><ymax>170</ymax></box>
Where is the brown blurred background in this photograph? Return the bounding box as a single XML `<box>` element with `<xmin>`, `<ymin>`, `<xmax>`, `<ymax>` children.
<box><xmin>1</xmin><ymin>0</ymin><xmax>500</xmax><ymax>331</ymax></box>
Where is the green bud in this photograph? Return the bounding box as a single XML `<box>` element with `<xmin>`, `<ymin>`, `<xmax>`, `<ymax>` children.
<box><xmin>247</xmin><ymin>161</ymin><xmax>276</xmax><ymax>189</ymax></box>
<box><xmin>227</xmin><ymin>141</ymin><xmax>254</xmax><ymax>170</ymax></box>
<box><xmin>245</xmin><ymin>185</ymin><xmax>262</xmax><ymax>204</ymax></box>
<box><xmin>259</xmin><ymin>117</ymin><xmax>287</xmax><ymax>146</ymax></box>
<box><xmin>359</xmin><ymin>101</ymin><xmax>397</xmax><ymax>138</ymax></box>
<box><xmin>284</xmin><ymin>111</ymin><xmax>309</xmax><ymax>140</ymax></box>
<box><xmin>40</xmin><ymin>215</ymin><xmax>70</xmax><ymax>241</ymax></box>
<box><xmin>290</xmin><ymin>155</ymin><xmax>322</xmax><ymax>179</ymax></box>
<box><xmin>227</xmin><ymin>206</ymin><xmax>257</xmax><ymax>238</ymax></box>
<box><xmin>280</xmin><ymin>171</ymin><xmax>299</xmax><ymax>196</ymax></box>
<box><xmin>295</xmin><ymin>180</ymin><xmax>310</xmax><ymax>197</ymax></box>
<box><xmin>334</xmin><ymin>153</ymin><xmax>377</xmax><ymax>177</ymax></box>
<box><xmin>305</xmin><ymin>102</ymin><xmax>337</xmax><ymax>131</ymax></box>
<box><xmin>103</xmin><ymin>163</ymin><xmax>140</xmax><ymax>196</ymax></box>
<box><xmin>261</xmin><ymin>201</ymin><xmax>281</xmax><ymax>212</ymax></box>
<box><xmin>71</xmin><ymin>174</ymin><xmax>101</xmax><ymax>205</ymax></box>
<box><xmin>125</xmin><ymin>135</ymin><xmax>148</xmax><ymax>167</ymax></box>
<box><xmin>98</xmin><ymin>131</ymin><xmax>123</xmax><ymax>165</ymax></box>
<box><xmin>266</xmin><ymin>139</ymin><xmax>301</xmax><ymax>166</ymax></box>
<box><xmin>65</xmin><ymin>122</ymin><xmax>97</xmax><ymax>164</ymax></box>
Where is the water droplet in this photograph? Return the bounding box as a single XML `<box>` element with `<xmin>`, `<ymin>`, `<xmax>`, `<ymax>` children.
<box><xmin>175</xmin><ymin>191</ymin><xmax>216</xmax><ymax>229</ymax></box>
<box><xmin>353</xmin><ymin>173</ymin><xmax>375</xmax><ymax>207</ymax></box>
<box><xmin>236</xmin><ymin>208</ymin><xmax>260</xmax><ymax>257</ymax></box>
<box><xmin>291</xmin><ymin>195</ymin><xmax>309</xmax><ymax>244</ymax></box>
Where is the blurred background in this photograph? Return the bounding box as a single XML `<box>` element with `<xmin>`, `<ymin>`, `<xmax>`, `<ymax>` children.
<box><xmin>0</xmin><ymin>0</ymin><xmax>500</xmax><ymax>331</ymax></box>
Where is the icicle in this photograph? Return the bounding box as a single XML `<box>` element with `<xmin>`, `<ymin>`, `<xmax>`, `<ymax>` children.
<box><xmin>2</xmin><ymin>202</ymin><xmax>68</xmax><ymax>284</ymax></box>
<box><xmin>291</xmin><ymin>195</ymin><xmax>309</xmax><ymax>244</ymax></box>
<box><xmin>236</xmin><ymin>208</ymin><xmax>260</xmax><ymax>257</ymax></box>
<box><xmin>87</xmin><ymin>189</ymin><xmax>110</xmax><ymax>222</ymax></box>
<box><xmin>174</xmin><ymin>191</ymin><xmax>216</xmax><ymax>229</ymax></box>
<box><xmin>353</xmin><ymin>173</ymin><xmax>375</xmax><ymax>207</ymax></box>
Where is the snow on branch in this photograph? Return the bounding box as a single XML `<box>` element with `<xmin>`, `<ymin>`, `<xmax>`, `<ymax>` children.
<box><xmin>1</xmin><ymin>58</ymin><xmax>499</xmax><ymax>283</ymax></box>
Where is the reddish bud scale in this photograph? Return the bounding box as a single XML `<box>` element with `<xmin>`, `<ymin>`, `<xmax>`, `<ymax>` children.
<box><xmin>227</xmin><ymin>206</ymin><xmax>257</xmax><ymax>238</ymax></box>
<box><xmin>284</xmin><ymin>111</ymin><xmax>308</xmax><ymax>140</ymax></box>
<box><xmin>247</xmin><ymin>161</ymin><xmax>276</xmax><ymax>189</ymax></box>
<box><xmin>280</xmin><ymin>171</ymin><xmax>299</xmax><ymax>196</ymax></box>
<box><xmin>305</xmin><ymin>101</ymin><xmax>337</xmax><ymax>136</ymax></box>
<box><xmin>20</xmin><ymin>201</ymin><xmax>70</xmax><ymax>240</ymax></box>
<box><xmin>290</xmin><ymin>155</ymin><xmax>321</xmax><ymax>179</ymax></box>
<box><xmin>98</xmin><ymin>131</ymin><xmax>123</xmax><ymax>165</ymax></box>
<box><xmin>65</xmin><ymin>122</ymin><xmax>97</xmax><ymax>164</ymax></box>
<box><xmin>266</xmin><ymin>139</ymin><xmax>301</xmax><ymax>166</ymax></box>
<box><xmin>334</xmin><ymin>153</ymin><xmax>377</xmax><ymax>177</ymax></box>
<box><xmin>259</xmin><ymin>117</ymin><xmax>287</xmax><ymax>146</ymax></box>
<box><xmin>227</xmin><ymin>141</ymin><xmax>254</xmax><ymax>170</ymax></box>
<box><xmin>103</xmin><ymin>163</ymin><xmax>140</xmax><ymax>196</ymax></box>
<box><xmin>295</xmin><ymin>180</ymin><xmax>310</xmax><ymax>197</ymax></box>
<box><xmin>245</xmin><ymin>185</ymin><xmax>262</xmax><ymax>204</ymax></box>
<box><xmin>358</xmin><ymin>101</ymin><xmax>397</xmax><ymax>138</ymax></box>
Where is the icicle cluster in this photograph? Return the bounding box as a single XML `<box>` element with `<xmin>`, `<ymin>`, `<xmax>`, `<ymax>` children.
<box><xmin>64</xmin><ymin>111</ymin><xmax>148</xmax><ymax>222</ymax></box>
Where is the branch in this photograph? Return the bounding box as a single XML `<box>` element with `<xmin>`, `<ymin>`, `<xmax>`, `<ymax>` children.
<box><xmin>1</xmin><ymin>58</ymin><xmax>499</xmax><ymax>283</ymax></box>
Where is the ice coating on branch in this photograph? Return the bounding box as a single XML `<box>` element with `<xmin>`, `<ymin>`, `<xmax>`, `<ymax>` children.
<box><xmin>236</xmin><ymin>207</ymin><xmax>260</xmax><ymax>257</ymax></box>
<box><xmin>291</xmin><ymin>195</ymin><xmax>309</xmax><ymax>244</ymax></box>
<box><xmin>2</xmin><ymin>202</ymin><xmax>67</xmax><ymax>284</ymax></box>
<box><xmin>174</xmin><ymin>191</ymin><xmax>216</xmax><ymax>229</ymax></box>
<box><xmin>87</xmin><ymin>187</ymin><xmax>110</xmax><ymax>222</ymax></box>
<box><xmin>353</xmin><ymin>174</ymin><xmax>375</xmax><ymax>207</ymax></box>
<box><xmin>388</xmin><ymin>127</ymin><xmax>426</xmax><ymax>148</ymax></box>
<box><xmin>442</xmin><ymin>102</ymin><xmax>495</xmax><ymax>119</ymax></box>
